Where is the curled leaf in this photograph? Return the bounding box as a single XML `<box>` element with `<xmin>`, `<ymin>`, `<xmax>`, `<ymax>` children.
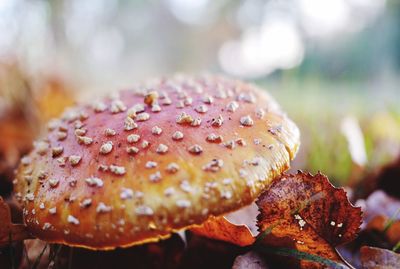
<box><xmin>0</xmin><ymin>197</ymin><xmax>30</xmax><ymax>246</ymax></box>
<box><xmin>256</xmin><ymin>171</ymin><xmax>362</xmax><ymax>268</ymax></box>
<box><xmin>224</xmin><ymin>203</ymin><xmax>259</xmax><ymax>237</ymax></box>
<box><xmin>360</xmin><ymin>246</ymin><xmax>400</xmax><ymax>268</ymax></box>
<box><xmin>191</xmin><ymin>215</ymin><xmax>255</xmax><ymax>247</ymax></box>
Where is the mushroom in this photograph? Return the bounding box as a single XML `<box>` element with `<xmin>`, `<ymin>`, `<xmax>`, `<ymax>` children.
<box><xmin>13</xmin><ymin>74</ymin><xmax>300</xmax><ymax>250</ymax></box>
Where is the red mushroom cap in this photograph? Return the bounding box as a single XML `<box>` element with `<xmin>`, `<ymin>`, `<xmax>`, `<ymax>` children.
<box><xmin>14</xmin><ymin>74</ymin><xmax>300</xmax><ymax>249</ymax></box>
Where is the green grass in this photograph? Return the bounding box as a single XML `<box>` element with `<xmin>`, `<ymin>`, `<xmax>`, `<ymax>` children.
<box><xmin>254</xmin><ymin>77</ymin><xmax>400</xmax><ymax>185</ymax></box>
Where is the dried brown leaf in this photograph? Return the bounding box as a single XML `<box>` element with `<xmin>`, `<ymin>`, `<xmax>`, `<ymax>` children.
<box><xmin>256</xmin><ymin>171</ymin><xmax>362</xmax><ymax>268</ymax></box>
<box><xmin>360</xmin><ymin>246</ymin><xmax>400</xmax><ymax>269</ymax></box>
<box><xmin>191</xmin><ymin>215</ymin><xmax>255</xmax><ymax>247</ymax></box>
<box><xmin>0</xmin><ymin>196</ymin><xmax>15</xmax><ymax>243</ymax></box>
<box><xmin>225</xmin><ymin>203</ymin><xmax>260</xmax><ymax>237</ymax></box>
<box><xmin>0</xmin><ymin>67</ymin><xmax>74</xmax><ymax>199</ymax></box>
<box><xmin>0</xmin><ymin>112</ymin><xmax>37</xmax><ymax>183</ymax></box>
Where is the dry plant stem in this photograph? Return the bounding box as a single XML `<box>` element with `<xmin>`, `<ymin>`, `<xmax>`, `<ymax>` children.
<box><xmin>8</xmin><ymin>234</ymin><xmax>15</xmax><ymax>269</ymax></box>
<box><xmin>383</xmin><ymin>207</ymin><xmax>400</xmax><ymax>232</ymax></box>
<box><xmin>393</xmin><ymin>241</ymin><xmax>400</xmax><ymax>252</ymax></box>
<box><xmin>31</xmin><ymin>244</ymin><xmax>48</xmax><ymax>269</ymax></box>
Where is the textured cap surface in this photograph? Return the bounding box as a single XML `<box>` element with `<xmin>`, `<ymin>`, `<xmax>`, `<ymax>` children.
<box><xmin>14</xmin><ymin>74</ymin><xmax>300</xmax><ymax>249</ymax></box>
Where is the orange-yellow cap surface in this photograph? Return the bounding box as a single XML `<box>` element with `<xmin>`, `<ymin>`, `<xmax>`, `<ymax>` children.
<box><xmin>14</xmin><ymin>75</ymin><xmax>300</xmax><ymax>249</ymax></box>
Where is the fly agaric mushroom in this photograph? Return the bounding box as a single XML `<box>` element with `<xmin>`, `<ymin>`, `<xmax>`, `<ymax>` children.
<box><xmin>13</xmin><ymin>74</ymin><xmax>300</xmax><ymax>250</ymax></box>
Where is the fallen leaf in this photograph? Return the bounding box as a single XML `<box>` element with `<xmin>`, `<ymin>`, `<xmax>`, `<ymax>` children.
<box><xmin>225</xmin><ymin>203</ymin><xmax>260</xmax><ymax>237</ymax></box>
<box><xmin>232</xmin><ymin>251</ymin><xmax>268</xmax><ymax>269</ymax></box>
<box><xmin>191</xmin><ymin>215</ymin><xmax>255</xmax><ymax>247</ymax></box>
<box><xmin>0</xmin><ymin>62</ymin><xmax>39</xmax><ymax>190</ymax></box>
<box><xmin>360</xmin><ymin>246</ymin><xmax>400</xmax><ymax>269</ymax></box>
<box><xmin>190</xmin><ymin>203</ymin><xmax>258</xmax><ymax>246</ymax></box>
<box><xmin>364</xmin><ymin>215</ymin><xmax>400</xmax><ymax>246</ymax></box>
<box><xmin>0</xmin><ymin>63</ymin><xmax>75</xmax><ymax>198</ymax></box>
<box><xmin>356</xmin><ymin>190</ymin><xmax>400</xmax><ymax>229</ymax></box>
<box><xmin>0</xmin><ymin>110</ymin><xmax>37</xmax><ymax>193</ymax></box>
<box><xmin>0</xmin><ymin>197</ymin><xmax>30</xmax><ymax>246</ymax></box>
<box><xmin>256</xmin><ymin>171</ymin><xmax>362</xmax><ymax>268</ymax></box>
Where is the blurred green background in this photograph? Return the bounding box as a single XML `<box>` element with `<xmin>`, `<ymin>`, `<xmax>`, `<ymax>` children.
<box><xmin>0</xmin><ymin>0</ymin><xmax>399</xmax><ymax>185</ymax></box>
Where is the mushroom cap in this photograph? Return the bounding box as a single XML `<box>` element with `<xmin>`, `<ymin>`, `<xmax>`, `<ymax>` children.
<box><xmin>14</xmin><ymin>74</ymin><xmax>300</xmax><ymax>250</ymax></box>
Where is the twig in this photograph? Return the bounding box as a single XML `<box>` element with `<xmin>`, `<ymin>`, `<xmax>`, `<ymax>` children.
<box><xmin>393</xmin><ymin>241</ymin><xmax>400</xmax><ymax>252</ymax></box>
<box><xmin>383</xmin><ymin>207</ymin><xmax>400</xmax><ymax>233</ymax></box>
<box><xmin>31</xmin><ymin>243</ymin><xmax>48</xmax><ymax>269</ymax></box>
<box><xmin>47</xmin><ymin>244</ymin><xmax>62</xmax><ymax>269</ymax></box>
